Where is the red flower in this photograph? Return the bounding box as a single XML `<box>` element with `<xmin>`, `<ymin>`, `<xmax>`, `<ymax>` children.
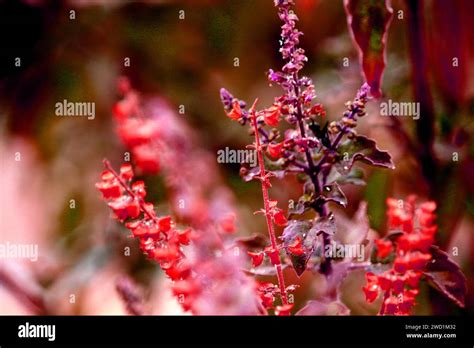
<box><xmin>364</xmin><ymin>197</ymin><xmax>439</xmax><ymax>315</ymax></box>
<box><xmin>264</xmin><ymin>246</ymin><xmax>281</xmax><ymax>265</ymax></box>
<box><xmin>248</xmin><ymin>251</ymin><xmax>264</xmax><ymax>268</ymax></box>
<box><xmin>273</xmin><ymin>208</ymin><xmax>288</xmax><ymax>226</ymax></box>
<box><xmin>267</xmin><ymin>142</ymin><xmax>284</xmax><ymax>158</ymax></box>
<box><xmin>158</xmin><ymin>216</ymin><xmax>172</xmax><ymax>233</ymax></box>
<box><xmin>375</xmin><ymin>239</ymin><xmax>393</xmax><ymax>259</ymax></box>
<box><xmin>362</xmin><ymin>272</ymin><xmax>380</xmax><ymax>303</ymax></box>
<box><xmin>274</xmin><ymin>303</ymin><xmax>293</xmax><ymax>316</ymax></box>
<box><xmin>177</xmin><ymin>228</ymin><xmax>193</xmax><ymax>245</ymax></box>
<box><xmin>226</xmin><ymin>100</ymin><xmax>242</xmax><ymax>120</ymax></box>
<box><xmin>256</xmin><ymin>282</ymin><xmax>277</xmax><ymax>309</ymax></box>
<box><xmin>120</xmin><ymin>163</ymin><xmax>134</xmax><ymax>180</ymax></box>
<box><xmin>119</xmin><ymin>118</ymin><xmax>159</xmax><ymax>147</ymax></box>
<box><xmin>383</xmin><ymin>296</ymin><xmax>398</xmax><ymax>315</ymax></box>
<box><xmin>131</xmin><ymin>181</ymin><xmax>146</xmax><ymax>198</ymax></box>
<box><xmin>219</xmin><ymin>213</ymin><xmax>237</xmax><ymax>234</ymax></box>
<box><xmin>113</xmin><ymin>100</ymin><xmax>133</xmax><ymax>121</ymax></box>
<box><xmin>363</xmin><ymin>283</ymin><xmax>379</xmax><ymax>303</ymax></box>
<box><xmin>95</xmin><ymin>180</ymin><xmax>121</xmax><ymax>199</ymax></box>
<box><xmin>263</xmin><ymin>105</ymin><xmax>280</xmax><ymax>126</ymax></box>
<box><xmin>108</xmin><ymin>197</ymin><xmax>140</xmax><ymax>221</ymax></box>
<box><xmin>133</xmin><ymin>145</ymin><xmax>160</xmax><ymax>174</ymax></box>
<box><xmin>96</xmin><ymin>160</ymin><xmax>198</xmax><ymax>312</ymax></box>
<box><xmin>309</xmin><ymin>103</ymin><xmax>326</xmax><ymax>117</ymax></box>
<box><xmin>287</xmin><ymin>236</ymin><xmax>304</xmax><ymax>256</ymax></box>
<box><xmin>408</xmin><ymin>251</ymin><xmax>431</xmax><ymax>271</ymax></box>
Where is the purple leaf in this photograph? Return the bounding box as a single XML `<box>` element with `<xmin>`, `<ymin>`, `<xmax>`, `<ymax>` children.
<box><xmin>281</xmin><ymin>220</ymin><xmax>314</xmax><ymax>276</ymax></box>
<box><xmin>240</xmin><ymin>166</ymin><xmax>260</xmax><ymax>182</ymax></box>
<box><xmin>336</xmin><ymin>135</ymin><xmax>394</xmax><ymax>170</ymax></box>
<box><xmin>344</xmin><ymin>0</ymin><xmax>394</xmax><ymax>98</ymax></box>
<box><xmin>281</xmin><ymin>216</ymin><xmax>337</xmax><ymax>276</ymax></box>
<box><xmin>423</xmin><ymin>246</ymin><xmax>466</xmax><ymax>308</ymax></box>
<box><xmin>319</xmin><ymin>182</ymin><xmax>348</xmax><ymax>207</ymax></box>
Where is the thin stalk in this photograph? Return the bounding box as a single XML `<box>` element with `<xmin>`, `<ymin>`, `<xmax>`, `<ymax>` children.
<box><xmin>249</xmin><ymin>99</ymin><xmax>288</xmax><ymax>306</ymax></box>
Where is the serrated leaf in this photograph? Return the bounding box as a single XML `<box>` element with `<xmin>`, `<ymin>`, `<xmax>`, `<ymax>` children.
<box><xmin>423</xmin><ymin>246</ymin><xmax>466</xmax><ymax>308</ymax></box>
<box><xmin>326</xmin><ymin>167</ymin><xmax>366</xmax><ymax>187</ymax></box>
<box><xmin>344</xmin><ymin>0</ymin><xmax>393</xmax><ymax>98</ymax></box>
<box><xmin>337</xmin><ymin>135</ymin><xmax>394</xmax><ymax>170</ymax></box>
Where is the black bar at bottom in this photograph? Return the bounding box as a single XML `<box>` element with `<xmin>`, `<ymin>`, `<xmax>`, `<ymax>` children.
<box><xmin>0</xmin><ymin>315</ymin><xmax>472</xmax><ymax>346</ymax></box>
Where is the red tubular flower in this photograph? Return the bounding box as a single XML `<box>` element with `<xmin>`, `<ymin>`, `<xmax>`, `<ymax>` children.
<box><xmin>264</xmin><ymin>246</ymin><xmax>281</xmax><ymax>266</ymax></box>
<box><xmin>120</xmin><ymin>163</ymin><xmax>134</xmax><ymax>180</ymax></box>
<box><xmin>363</xmin><ymin>197</ymin><xmax>438</xmax><ymax>315</ymax></box>
<box><xmin>308</xmin><ymin>103</ymin><xmax>326</xmax><ymax>118</ymax></box>
<box><xmin>267</xmin><ymin>142</ymin><xmax>284</xmax><ymax>158</ymax></box>
<box><xmin>287</xmin><ymin>236</ymin><xmax>304</xmax><ymax>256</ymax></box>
<box><xmin>119</xmin><ymin>118</ymin><xmax>160</xmax><ymax>147</ymax></box>
<box><xmin>96</xmin><ymin>160</ymin><xmax>198</xmax><ymax>310</ymax></box>
<box><xmin>263</xmin><ymin>105</ymin><xmax>281</xmax><ymax>126</ymax></box>
<box><xmin>226</xmin><ymin>100</ymin><xmax>242</xmax><ymax>120</ymax></box>
<box><xmin>248</xmin><ymin>251</ymin><xmax>264</xmax><ymax>268</ymax></box>
<box><xmin>273</xmin><ymin>208</ymin><xmax>288</xmax><ymax>226</ymax></box>
<box><xmin>96</xmin><ymin>179</ymin><xmax>122</xmax><ymax>199</ymax></box>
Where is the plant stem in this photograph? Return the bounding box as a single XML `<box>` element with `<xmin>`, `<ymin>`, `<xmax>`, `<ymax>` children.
<box><xmin>249</xmin><ymin>99</ymin><xmax>288</xmax><ymax>306</ymax></box>
<box><xmin>292</xmin><ymin>77</ymin><xmax>332</xmax><ymax>275</ymax></box>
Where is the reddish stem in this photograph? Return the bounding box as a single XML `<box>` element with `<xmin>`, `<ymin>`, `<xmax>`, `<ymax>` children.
<box><xmin>249</xmin><ymin>99</ymin><xmax>288</xmax><ymax>306</ymax></box>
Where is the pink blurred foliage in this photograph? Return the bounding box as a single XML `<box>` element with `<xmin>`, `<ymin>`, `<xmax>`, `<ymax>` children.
<box><xmin>0</xmin><ymin>138</ymin><xmax>54</xmax><ymax>314</ymax></box>
<box><xmin>101</xmin><ymin>80</ymin><xmax>262</xmax><ymax>314</ymax></box>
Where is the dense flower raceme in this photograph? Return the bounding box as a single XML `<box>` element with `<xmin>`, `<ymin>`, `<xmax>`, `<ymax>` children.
<box><xmin>97</xmin><ymin>160</ymin><xmax>262</xmax><ymax>314</ymax></box>
<box><xmin>96</xmin><ymin>161</ymin><xmax>195</xmax><ymax>309</ymax></box>
<box><xmin>363</xmin><ymin>197</ymin><xmax>437</xmax><ymax>315</ymax></box>
<box><xmin>112</xmin><ymin>77</ymin><xmax>237</xmax><ymax>231</ymax></box>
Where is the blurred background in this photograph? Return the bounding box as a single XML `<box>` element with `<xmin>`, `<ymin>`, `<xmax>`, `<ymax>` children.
<box><xmin>0</xmin><ymin>0</ymin><xmax>473</xmax><ymax>315</ymax></box>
